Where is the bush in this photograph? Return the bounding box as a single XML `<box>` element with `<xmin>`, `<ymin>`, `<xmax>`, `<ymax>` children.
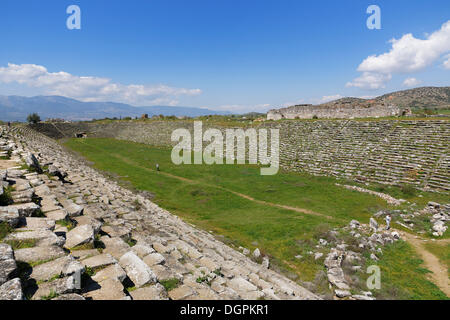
<box><xmin>27</xmin><ymin>113</ymin><xmax>41</xmax><ymax>124</ymax></box>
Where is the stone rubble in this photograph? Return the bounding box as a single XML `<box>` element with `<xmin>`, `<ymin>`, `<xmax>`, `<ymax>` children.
<box><xmin>375</xmin><ymin>202</ymin><xmax>449</xmax><ymax>237</ymax></box>
<box><xmin>314</xmin><ymin>219</ymin><xmax>402</xmax><ymax>300</ymax></box>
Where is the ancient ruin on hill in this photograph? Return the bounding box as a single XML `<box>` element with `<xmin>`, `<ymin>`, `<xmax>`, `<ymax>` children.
<box><xmin>267</xmin><ymin>100</ymin><xmax>410</xmax><ymax>120</ymax></box>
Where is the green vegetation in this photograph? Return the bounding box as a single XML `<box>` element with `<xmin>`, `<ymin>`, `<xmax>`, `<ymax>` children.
<box><xmin>70</xmin><ymin>242</ymin><xmax>95</xmax><ymax>251</ymax></box>
<box><xmin>125</xmin><ymin>238</ymin><xmax>137</xmax><ymax>247</ymax></box>
<box><xmin>160</xmin><ymin>278</ymin><xmax>181</xmax><ymax>291</ymax></box>
<box><xmin>5</xmin><ymin>238</ymin><xmax>37</xmax><ymax>250</ymax></box>
<box><xmin>0</xmin><ymin>222</ymin><xmax>12</xmax><ymax>241</ymax></box>
<box><xmin>348</xmin><ymin>182</ymin><xmax>450</xmax><ymax>210</ymax></box>
<box><xmin>27</xmin><ymin>113</ymin><xmax>41</xmax><ymax>124</ymax></box>
<box><xmin>40</xmin><ymin>290</ymin><xmax>59</xmax><ymax>300</ymax></box>
<box><xmin>63</xmin><ymin>137</ymin><xmax>449</xmax><ymax>298</ymax></box>
<box><xmin>63</xmin><ymin>138</ymin><xmax>391</xmax><ymax>280</ymax></box>
<box><xmin>364</xmin><ymin>241</ymin><xmax>448</xmax><ymax>300</ymax></box>
<box><xmin>55</xmin><ymin>219</ymin><xmax>76</xmax><ymax>231</ymax></box>
<box><xmin>29</xmin><ymin>258</ymin><xmax>58</xmax><ymax>267</ymax></box>
<box><xmin>125</xmin><ymin>285</ymin><xmax>137</xmax><ymax>292</ymax></box>
<box><xmin>196</xmin><ymin>275</ymin><xmax>211</xmax><ymax>286</ymax></box>
<box><xmin>31</xmin><ymin>209</ymin><xmax>46</xmax><ymax>218</ymax></box>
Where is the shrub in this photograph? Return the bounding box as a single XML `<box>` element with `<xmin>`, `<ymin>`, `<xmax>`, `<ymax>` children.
<box><xmin>27</xmin><ymin>113</ymin><xmax>41</xmax><ymax>124</ymax></box>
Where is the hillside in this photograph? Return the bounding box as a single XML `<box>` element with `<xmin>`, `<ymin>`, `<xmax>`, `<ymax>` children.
<box><xmin>272</xmin><ymin>87</ymin><xmax>450</xmax><ymax>116</ymax></box>
<box><xmin>0</xmin><ymin>95</ymin><xmax>229</xmax><ymax>122</ymax></box>
<box><xmin>317</xmin><ymin>87</ymin><xmax>450</xmax><ymax>110</ymax></box>
<box><xmin>374</xmin><ymin>87</ymin><xmax>450</xmax><ymax>109</ymax></box>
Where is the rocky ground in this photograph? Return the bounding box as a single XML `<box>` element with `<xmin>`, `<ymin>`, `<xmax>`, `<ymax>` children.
<box><xmin>0</xmin><ymin>125</ymin><xmax>319</xmax><ymax>300</ymax></box>
<box><xmin>375</xmin><ymin>202</ymin><xmax>449</xmax><ymax>237</ymax></box>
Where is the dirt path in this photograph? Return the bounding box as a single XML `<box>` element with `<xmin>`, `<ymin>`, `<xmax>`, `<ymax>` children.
<box><xmin>120</xmin><ymin>154</ymin><xmax>332</xmax><ymax>219</ymax></box>
<box><xmin>93</xmin><ymin>147</ymin><xmax>333</xmax><ymax>219</ymax></box>
<box><xmin>401</xmin><ymin>232</ymin><xmax>450</xmax><ymax>297</ymax></box>
<box><xmin>225</xmin><ymin>189</ymin><xmax>332</xmax><ymax>218</ymax></box>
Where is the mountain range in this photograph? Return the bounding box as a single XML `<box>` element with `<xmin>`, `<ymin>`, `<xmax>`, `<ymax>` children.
<box><xmin>0</xmin><ymin>95</ymin><xmax>229</xmax><ymax>121</ymax></box>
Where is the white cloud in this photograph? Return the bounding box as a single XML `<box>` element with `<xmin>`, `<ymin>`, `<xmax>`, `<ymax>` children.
<box><xmin>347</xmin><ymin>20</ymin><xmax>450</xmax><ymax>89</ymax></box>
<box><xmin>444</xmin><ymin>54</ymin><xmax>450</xmax><ymax>69</ymax></box>
<box><xmin>402</xmin><ymin>77</ymin><xmax>421</xmax><ymax>87</ymax></box>
<box><xmin>317</xmin><ymin>94</ymin><xmax>343</xmax><ymax>104</ymax></box>
<box><xmin>346</xmin><ymin>72</ymin><xmax>392</xmax><ymax>90</ymax></box>
<box><xmin>0</xmin><ymin>63</ymin><xmax>202</xmax><ymax>106</ymax></box>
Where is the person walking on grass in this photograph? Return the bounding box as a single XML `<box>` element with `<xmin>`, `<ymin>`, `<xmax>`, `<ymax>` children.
<box><xmin>156</xmin><ymin>163</ymin><xmax>160</xmax><ymax>171</ymax></box>
<box><xmin>385</xmin><ymin>214</ymin><xmax>391</xmax><ymax>230</ymax></box>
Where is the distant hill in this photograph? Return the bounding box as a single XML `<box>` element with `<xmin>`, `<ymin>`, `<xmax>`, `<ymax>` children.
<box><xmin>0</xmin><ymin>95</ymin><xmax>229</xmax><ymax>122</ymax></box>
<box><xmin>271</xmin><ymin>87</ymin><xmax>450</xmax><ymax>114</ymax></box>
<box><xmin>318</xmin><ymin>86</ymin><xmax>450</xmax><ymax>110</ymax></box>
<box><xmin>266</xmin><ymin>86</ymin><xmax>450</xmax><ymax>120</ymax></box>
<box><xmin>374</xmin><ymin>87</ymin><xmax>450</xmax><ymax>109</ymax></box>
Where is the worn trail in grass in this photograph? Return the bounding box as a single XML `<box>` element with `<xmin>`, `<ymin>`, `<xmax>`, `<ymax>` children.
<box><xmin>402</xmin><ymin>232</ymin><xmax>450</xmax><ymax>297</ymax></box>
<box><xmin>113</xmin><ymin>152</ymin><xmax>332</xmax><ymax>220</ymax></box>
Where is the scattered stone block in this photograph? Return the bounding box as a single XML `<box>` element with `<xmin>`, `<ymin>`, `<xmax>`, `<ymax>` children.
<box><xmin>0</xmin><ymin>243</ymin><xmax>17</xmax><ymax>285</ymax></box>
<box><xmin>119</xmin><ymin>251</ymin><xmax>157</xmax><ymax>287</ymax></box>
<box><xmin>130</xmin><ymin>283</ymin><xmax>168</xmax><ymax>300</ymax></box>
<box><xmin>14</xmin><ymin>246</ymin><xmax>66</xmax><ymax>264</ymax></box>
<box><xmin>0</xmin><ymin>278</ymin><xmax>23</xmax><ymax>300</ymax></box>
<box><xmin>82</xmin><ymin>253</ymin><xmax>117</xmax><ymax>270</ymax></box>
<box><xmin>64</xmin><ymin>224</ymin><xmax>94</xmax><ymax>249</ymax></box>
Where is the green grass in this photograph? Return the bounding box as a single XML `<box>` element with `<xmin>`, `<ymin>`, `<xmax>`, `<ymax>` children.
<box><xmin>40</xmin><ymin>290</ymin><xmax>59</xmax><ymax>300</ymax></box>
<box><xmin>64</xmin><ymin>138</ymin><xmax>393</xmax><ymax>281</ymax></box>
<box><xmin>160</xmin><ymin>278</ymin><xmax>181</xmax><ymax>291</ymax></box>
<box><xmin>70</xmin><ymin>242</ymin><xmax>95</xmax><ymax>251</ymax></box>
<box><xmin>125</xmin><ymin>238</ymin><xmax>137</xmax><ymax>247</ymax></box>
<box><xmin>63</xmin><ymin>137</ymin><xmax>448</xmax><ymax>298</ymax></box>
<box><xmin>424</xmin><ymin>242</ymin><xmax>450</xmax><ymax>274</ymax></box>
<box><xmin>352</xmin><ymin>182</ymin><xmax>450</xmax><ymax>209</ymax></box>
<box><xmin>0</xmin><ymin>222</ymin><xmax>12</xmax><ymax>241</ymax></box>
<box><xmin>364</xmin><ymin>241</ymin><xmax>448</xmax><ymax>300</ymax></box>
<box><xmin>5</xmin><ymin>239</ymin><xmax>37</xmax><ymax>250</ymax></box>
<box><xmin>55</xmin><ymin>219</ymin><xmax>76</xmax><ymax>231</ymax></box>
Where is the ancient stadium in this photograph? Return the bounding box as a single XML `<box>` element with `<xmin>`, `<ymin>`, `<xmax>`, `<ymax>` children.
<box><xmin>1</xmin><ymin>86</ymin><xmax>449</xmax><ymax>301</ymax></box>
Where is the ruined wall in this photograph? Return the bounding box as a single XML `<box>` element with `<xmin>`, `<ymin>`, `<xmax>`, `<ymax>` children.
<box><xmin>32</xmin><ymin>119</ymin><xmax>450</xmax><ymax>192</ymax></box>
<box><xmin>267</xmin><ymin>104</ymin><xmax>403</xmax><ymax>120</ymax></box>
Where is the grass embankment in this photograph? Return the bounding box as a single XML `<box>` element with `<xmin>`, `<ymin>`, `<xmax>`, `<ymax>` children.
<box><xmin>63</xmin><ymin>138</ymin><xmax>448</xmax><ymax>298</ymax></box>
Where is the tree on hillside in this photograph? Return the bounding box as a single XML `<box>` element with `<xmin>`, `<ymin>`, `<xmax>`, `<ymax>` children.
<box><xmin>27</xmin><ymin>113</ymin><xmax>41</xmax><ymax>124</ymax></box>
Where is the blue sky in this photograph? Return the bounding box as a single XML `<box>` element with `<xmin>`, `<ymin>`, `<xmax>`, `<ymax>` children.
<box><xmin>0</xmin><ymin>0</ymin><xmax>449</xmax><ymax>113</ymax></box>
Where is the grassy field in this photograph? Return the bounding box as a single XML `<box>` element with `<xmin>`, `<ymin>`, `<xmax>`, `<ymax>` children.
<box><xmin>365</xmin><ymin>241</ymin><xmax>448</xmax><ymax>300</ymax></box>
<box><xmin>63</xmin><ymin>137</ymin><xmax>448</xmax><ymax>298</ymax></box>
